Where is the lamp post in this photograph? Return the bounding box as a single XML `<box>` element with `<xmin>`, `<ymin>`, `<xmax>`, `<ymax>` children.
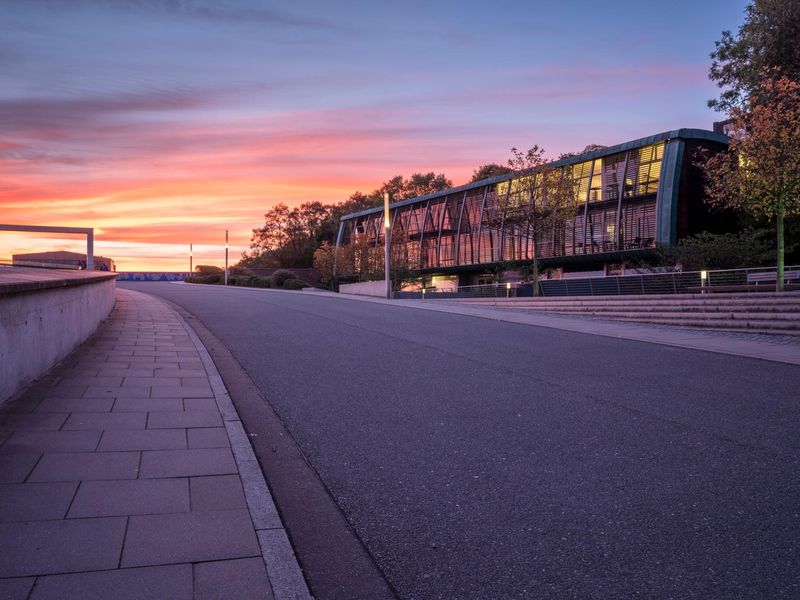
<box><xmin>189</xmin><ymin>244</ymin><xmax>193</xmax><ymax>275</ymax></box>
<box><xmin>224</xmin><ymin>230</ymin><xmax>229</xmax><ymax>286</ymax></box>
<box><xmin>384</xmin><ymin>192</ymin><xmax>391</xmax><ymax>299</ymax></box>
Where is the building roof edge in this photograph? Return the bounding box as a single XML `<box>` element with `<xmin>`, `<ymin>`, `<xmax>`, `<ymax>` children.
<box><xmin>340</xmin><ymin>128</ymin><xmax>729</xmax><ymax>221</ymax></box>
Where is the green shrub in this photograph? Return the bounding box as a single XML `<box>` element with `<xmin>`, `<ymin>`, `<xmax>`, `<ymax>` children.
<box><xmin>186</xmin><ymin>274</ymin><xmax>222</xmax><ymax>285</ymax></box>
<box><xmin>195</xmin><ymin>265</ymin><xmax>223</xmax><ymax>276</ymax></box>
<box><xmin>283</xmin><ymin>278</ymin><xmax>310</xmax><ymax>290</ymax></box>
<box><xmin>271</xmin><ymin>269</ymin><xmax>297</xmax><ymax>287</ymax></box>
<box><xmin>235</xmin><ymin>276</ymin><xmax>254</xmax><ymax>287</ymax></box>
<box><xmin>252</xmin><ymin>276</ymin><xmax>272</xmax><ymax>288</ymax></box>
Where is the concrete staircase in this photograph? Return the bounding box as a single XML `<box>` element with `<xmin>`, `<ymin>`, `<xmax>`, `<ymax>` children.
<box><xmin>454</xmin><ymin>292</ymin><xmax>800</xmax><ymax>335</ymax></box>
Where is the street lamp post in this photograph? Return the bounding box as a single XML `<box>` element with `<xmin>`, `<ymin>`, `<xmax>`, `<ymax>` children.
<box><xmin>384</xmin><ymin>192</ymin><xmax>391</xmax><ymax>299</ymax></box>
<box><xmin>224</xmin><ymin>230</ymin><xmax>229</xmax><ymax>286</ymax></box>
<box><xmin>189</xmin><ymin>243</ymin><xmax>193</xmax><ymax>275</ymax></box>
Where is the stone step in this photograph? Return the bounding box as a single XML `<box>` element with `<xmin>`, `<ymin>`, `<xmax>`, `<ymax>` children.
<box><xmin>464</xmin><ymin>295</ymin><xmax>800</xmax><ymax>305</ymax></box>
<box><xmin>590</xmin><ymin>316</ymin><xmax>800</xmax><ymax>331</ymax></box>
<box><xmin>495</xmin><ymin>302</ymin><xmax>800</xmax><ymax>312</ymax></box>
<box><xmin>547</xmin><ymin>310</ymin><xmax>800</xmax><ymax>322</ymax></box>
<box><xmin>456</xmin><ymin>291</ymin><xmax>799</xmax><ymax>303</ymax></box>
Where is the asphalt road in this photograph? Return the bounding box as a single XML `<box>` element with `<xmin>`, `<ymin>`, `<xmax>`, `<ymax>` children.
<box><xmin>122</xmin><ymin>282</ymin><xmax>800</xmax><ymax>600</ymax></box>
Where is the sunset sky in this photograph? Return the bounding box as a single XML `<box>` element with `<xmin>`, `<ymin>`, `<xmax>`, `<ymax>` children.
<box><xmin>1</xmin><ymin>0</ymin><xmax>748</xmax><ymax>271</ymax></box>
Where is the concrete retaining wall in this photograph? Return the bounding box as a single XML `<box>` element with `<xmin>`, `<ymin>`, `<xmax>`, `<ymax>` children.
<box><xmin>338</xmin><ymin>280</ymin><xmax>387</xmax><ymax>297</ymax></box>
<box><xmin>0</xmin><ymin>269</ymin><xmax>117</xmax><ymax>404</ymax></box>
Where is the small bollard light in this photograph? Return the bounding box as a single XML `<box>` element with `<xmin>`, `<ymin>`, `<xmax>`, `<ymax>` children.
<box><xmin>506</xmin><ymin>282</ymin><xmax>511</xmax><ymax>299</ymax></box>
<box><xmin>700</xmin><ymin>270</ymin><xmax>708</xmax><ymax>293</ymax></box>
<box><xmin>422</xmin><ymin>288</ymin><xmax>426</xmax><ymax>299</ymax></box>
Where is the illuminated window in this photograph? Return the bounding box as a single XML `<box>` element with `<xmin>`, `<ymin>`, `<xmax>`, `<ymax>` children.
<box><xmin>635</xmin><ymin>143</ymin><xmax>664</xmax><ymax>196</ymax></box>
<box><xmin>588</xmin><ymin>159</ymin><xmax>603</xmax><ymax>203</ymax></box>
<box><xmin>572</xmin><ymin>161</ymin><xmax>592</xmax><ymax>204</ymax></box>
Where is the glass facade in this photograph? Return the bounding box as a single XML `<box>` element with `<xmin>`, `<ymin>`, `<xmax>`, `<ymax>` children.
<box><xmin>337</xmin><ymin>131</ymin><xmax>725</xmax><ymax>277</ymax></box>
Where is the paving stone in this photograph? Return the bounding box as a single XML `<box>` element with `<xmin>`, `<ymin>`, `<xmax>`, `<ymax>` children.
<box><xmin>0</xmin><ymin>517</ymin><xmax>126</xmax><ymax>577</ymax></box>
<box><xmin>97</xmin><ymin>367</ymin><xmax>155</xmax><ymax>378</ymax></box>
<box><xmin>147</xmin><ymin>410</ymin><xmax>222</xmax><ymax>429</ymax></box>
<box><xmin>0</xmin><ymin>482</ymin><xmax>77</xmax><ymax>522</ymax></box>
<box><xmin>187</xmin><ymin>427</ymin><xmax>229</xmax><ymax>449</ymax></box>
<box><xmin>102</xmin><ymin>357</ymin><xmax>132</xmax><ymax>365</ymax></box>
<box><xmin>0</xmin><ymin>413</ymin><xmax>67</xmax><ymax>431</ymax></box>
<box><xmin>190</xmin><ymin>475</ymin><xmax>246</xmax><ymax>511</ymax></box>
<box><xmin>139</xmin><ymin>448</ymin><xmax>236</xmax><ymax>478</ymax></box>
<box><xmin>34</xmin><ymin>397</ymin><xmax>114</xmax><ymax>413</ymax></box>
<box><xmin>183</xmin><ymin>397</ymin><xmax>218</xmax><ymax>411</ymax></box>
<box><xmin>1</xmin><ymin>431</ymin><xmax>100</xmax><ymax>454</ymax></box>
<box><xmin>178</xmin><ymin>361</ymin><xmax>204</xmax><ymax>369</ymax></box>
<box><xmin>154</xmin><ymin>368</ymin><xmax>206</xmax><ymax>378</ymax></box>
<box><xmin>68</xmin><ymin>478</ymin><xmax>189</xmax><ymax>518</ymax></box>
<box><xmin>194</xmin><ymin>557</ymin><xmax>273</xmax><ymax>600</ymax></box>
<box><xmin>61</xmin><ymin>366</ymin><xmax>100</xmax><ymax>376</ymax></box>
<box><xmin>0</xmin><ymin>454</ymin><xmax>40</xmax><ymax>482</ymax></box>
<box><xmin>0</xmin><ymin>577</ymin><xmax>35</xmax><ymax>599</ymax></box>
<box><xmin>134</xmin><ymin>350</ymin><xmax>177</xmax><ymax>358</ymax></box>
<box><xmin>122</xmin><ymin>356</ymin><xmax>157</xmax><ymax>364</ymax></box>
<box><xmin>25</xmin><ymin>385</ymin><xmax>86</xmax><ymax>400</ymax></box>
<box><xmin>83</xmin><ymin>386</ymin><xmax>150</xmax><ymax>399</ymax></box>
<box><xmin>97</xmin><ymin>429</ymin><xmax>186</xmax><ymax>451</ymax></box>
<box><xmin>121</xmin><ymin>509</ymin><xmax>260</xmax><ymax>567</ymax></box>
<box><xmin>179</xmin><ymin>377</ymin><xmax>208</xmax><ymax>387</ymax></box>
<box><xmin>61</xmin><ymin>376</ymin><xmax>122</xmax><ymax>387</ymax></box>
<box><xmin>62</xmin><ymin>412</ymin><xmax>147</xmax><ymax>431</ymax></box>
<box><xmin>112</xmin><ymin>398</ymin><xmax>183</xmax><ymax>412</ymax></box>
<box><xmin>151</xmin><ymin>356</ymin><xmax>181</xmax><ymax>364</ymax></box>
<box><xmin>29</xmin><ymin>452</ymin><xmax>140</xmax><ymax>482</ymax></box>
<box><xmin>150</xmin><ymin>386</ymin><xmax>213</xmax><ymax>399</ymax></box>
<box><xmin>0</xmin><ymin>397</ymin><xmax>40</xmax><ymax>414</ymax></box>
<box><xmin>29</xmin><ymin>564</ymin><xmax>193</xmax><ymax>600</ymax></box>
<box><xmin>122</xmin><ymin>377</ymin><xmax>179</xmax><ymax>388</ymax></box>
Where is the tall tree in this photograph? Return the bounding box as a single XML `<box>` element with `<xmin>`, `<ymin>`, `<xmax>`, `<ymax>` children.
<box><xmin>557</xmin><ymin>144</ymin><xmax>607</xmax><ymax>160</ymax></box>
<box><xmin>246</xmin><ymin>202</ymin><xmax>333</xmax><ymax>268</ymax></box>
<box><xmin>402</xmin><ymin>172</ymin><xmax>452</xmax><ymax>198</ymax></box>
<box><xmin>502</xmin><ymin>147</ymin><xmax>578</xmax><ymax>295</ymax></box>
<box><xmin>703</xmin><ymin>71</ymin><xmax>800</xmax><ymax>290</ymax></box>
<box><xmin>471</xmin><ymin>163</ymin><xmax>512</xmax><ymax>182</ymax></box>
<box><xmin>709</xmin><ymin>0</ymin><xmax>800</xmax><ymax>112</ymax></box>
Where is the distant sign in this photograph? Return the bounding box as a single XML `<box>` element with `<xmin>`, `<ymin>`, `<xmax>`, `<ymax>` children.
<box><xmin>116</xmin><ymin>272</ymin><xmax>191</xmax><ymax>282</ymax></box>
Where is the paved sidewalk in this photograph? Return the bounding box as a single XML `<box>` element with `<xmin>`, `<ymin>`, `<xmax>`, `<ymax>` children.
<box><xmin>0</xmin><ymin>289</ymin><xmax>311</xmax><ymax>599</ymax></box>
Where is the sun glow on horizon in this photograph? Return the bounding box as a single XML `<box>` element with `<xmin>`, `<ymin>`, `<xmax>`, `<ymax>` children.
<box><xmin>0</xmin><ymin>1</ymin><xmax>746</xmax><ymax>270</ymax></box>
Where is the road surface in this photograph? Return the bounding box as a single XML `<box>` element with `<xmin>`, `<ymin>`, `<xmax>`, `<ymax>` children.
<box><xmin>121</xmin><ymin>282</ymin><xmax>800</xmax><ymax>600</ymax></box>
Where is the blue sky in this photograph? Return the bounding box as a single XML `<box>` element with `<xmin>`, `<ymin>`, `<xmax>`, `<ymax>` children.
<box><xmin>0</xmin><ymin>0</ymin><xmax>750</xmax><ymax>269</ymax></box>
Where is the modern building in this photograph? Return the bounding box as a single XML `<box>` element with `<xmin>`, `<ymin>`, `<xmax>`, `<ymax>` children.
<box><xmin>12</xmin><ymin>251</ymin><xmax>115</xmax><ymax>271</ymax></box>
<box><xmin>335</xmin><ymin>129</ymin><xmax>729</xmax><ymax>287</ymax></box>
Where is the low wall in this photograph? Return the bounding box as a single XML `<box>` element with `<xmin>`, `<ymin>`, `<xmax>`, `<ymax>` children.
<box><xmin>0</xmin><ymin>268</ymin><xmax>117</xmax><ymax>404</ymax></box>
<box><xmin>338</xmin><ymin>280</ymin><xmax>387</xmax><ymax>297</ymax></box>
<box><xmin>117</xmin><ymin>272</ymin><xmax>191</xmax><ymax>281</ymax></box>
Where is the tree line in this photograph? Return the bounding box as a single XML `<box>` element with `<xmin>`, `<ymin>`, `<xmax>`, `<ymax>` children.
<box><xmin>240</xmin><ymin>0</ymin><xmax>800</xmax><ymax>290</ymax></box>
<box><xmin>237</xmin><ymin>167</ymin><xmax>511</xmax><ymax>270</ymax></box>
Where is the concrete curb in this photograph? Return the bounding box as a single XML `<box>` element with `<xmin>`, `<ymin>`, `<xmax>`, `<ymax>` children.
<box><xmin>174</xmin><ymin>300</ymin><xmax>313</xmax><ymax>600</ymax></box>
